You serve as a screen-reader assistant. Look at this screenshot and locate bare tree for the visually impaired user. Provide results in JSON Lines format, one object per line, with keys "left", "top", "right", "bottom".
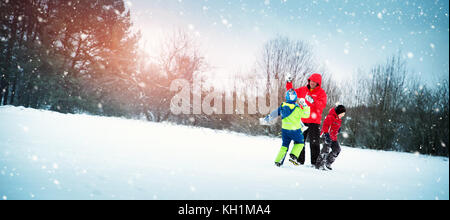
{"left": 258, "top": 36, "right": 316, "bottom": 93}
{"left": 138, "top": 28, "right": 208, "bottom": 122}
{"left": 159, "top": 28, "right": 207, "bottom": 84}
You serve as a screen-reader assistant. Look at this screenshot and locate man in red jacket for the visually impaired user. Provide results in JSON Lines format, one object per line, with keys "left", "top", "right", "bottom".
{"left": 316, "top": 105, "right": 346, "bottom": 170}
{"left": 286, "top": 73, "right": 327, "bottom": 166}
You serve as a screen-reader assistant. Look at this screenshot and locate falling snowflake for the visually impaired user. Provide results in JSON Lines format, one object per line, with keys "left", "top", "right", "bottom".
{"left": 342, "top": 132, "right": 349, "bottom": 139}
{"left": 222, "top": 18, "right": 228, "bottom": 25}
{"left": 80, "top": 34, "right": 88, "bottom": 41}
{"left": 377, "top": 12, "right": 383, "bottom": 19}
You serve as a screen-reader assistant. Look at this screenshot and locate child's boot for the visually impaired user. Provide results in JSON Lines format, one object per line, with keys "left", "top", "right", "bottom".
{"left": 289, "top": 154, "right": 300, "bottom": 166}
{"left": 274, "top": 146, "right": 288, "bottom": 167}
{"left": 288, "top": 143, "right": 304, "bottom": 166}
{"left": 315, "top": 153, "right": 328, "bottom": 169}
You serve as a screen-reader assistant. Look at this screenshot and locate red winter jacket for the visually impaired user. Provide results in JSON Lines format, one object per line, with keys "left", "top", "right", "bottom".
{"left": 320, "top": 108, "right": 342, "bottom": 141}
{"left": 286, "top": 73, "right": 327, "bottom": 124}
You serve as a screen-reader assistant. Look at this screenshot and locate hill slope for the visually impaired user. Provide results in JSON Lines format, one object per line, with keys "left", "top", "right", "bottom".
{"left": 0, "top": 106, "right": 448, "bottom": 200}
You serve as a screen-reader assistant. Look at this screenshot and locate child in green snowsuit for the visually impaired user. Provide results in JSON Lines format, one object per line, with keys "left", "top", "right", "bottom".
{"left": 260, "top": 89, "right": 311, "bottom": 167}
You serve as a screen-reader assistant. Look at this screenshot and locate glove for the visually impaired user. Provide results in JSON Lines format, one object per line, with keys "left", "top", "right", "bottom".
{"left": 305, "top": 95, "right": 314, "bottom": 104}
{"left": 298, "top": 98, "right": 308, "bottom": 108}
{"left": 323, "top": 133, "right": 332, "bottom": 145}
{"left": 259, "top": 116, "right": 270, "bottom": 126}
{"left": 300, "top": 121, "right": 308, "bottom": 133}
{"left": 286, "top": 73, "right": 293, "bottom": 82}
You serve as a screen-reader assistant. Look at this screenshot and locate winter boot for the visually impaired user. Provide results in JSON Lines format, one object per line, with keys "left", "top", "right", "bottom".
{"left": 274, "top": 146, "right": 288, "bottom": 166}
{"left": 289, "top": 154, "right": 300, "bottom": 166}
{"left": 317, "top": 164, "right": 328, "bottom": 171}
{"left": 289, "top": 143, "right": 304, "bottom": 166}
{"left": 325, "top": 151, "right": 338, "bottom": 170}
{"left": 315, "top": 153, "right": 328, "bottom": 169}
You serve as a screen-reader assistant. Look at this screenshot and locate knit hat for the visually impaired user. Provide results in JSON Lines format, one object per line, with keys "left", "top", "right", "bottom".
{"left": 335, "top": 105, "right": 346, "bottom": 115}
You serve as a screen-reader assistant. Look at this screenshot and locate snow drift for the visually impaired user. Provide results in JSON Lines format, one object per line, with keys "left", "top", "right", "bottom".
{"left": 0, "top": 106, "right": 448, "bottom": 200}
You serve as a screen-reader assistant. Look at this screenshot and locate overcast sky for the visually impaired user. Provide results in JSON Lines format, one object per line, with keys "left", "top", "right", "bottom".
{"left": 127, "top": 0, "right": 449, "bottom": 87}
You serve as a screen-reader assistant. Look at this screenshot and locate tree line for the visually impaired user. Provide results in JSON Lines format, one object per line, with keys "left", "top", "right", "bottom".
{"left": 341, "top": 54, "right": 449, "bottom": 156}
{"left": 1, "top": 0, "right": 448, "bottom": 156}
{"left": 1, "top": 0, "right": 140, "bottom": 115}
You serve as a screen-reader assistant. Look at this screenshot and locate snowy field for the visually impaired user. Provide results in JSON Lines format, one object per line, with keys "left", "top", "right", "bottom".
{"left": 0, "top": 106, "right": 448, "bottom": 200}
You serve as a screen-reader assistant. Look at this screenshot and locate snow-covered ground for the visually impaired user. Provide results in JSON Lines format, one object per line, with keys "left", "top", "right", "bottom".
{"left": 0, "top": 106, "right": 448, "bottom": 200}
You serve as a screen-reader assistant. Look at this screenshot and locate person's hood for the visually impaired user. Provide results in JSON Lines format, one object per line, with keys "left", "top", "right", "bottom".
{"left": 329, "top": 107, "right": 337, "bottom": 117}
{"left": 308, "top": 73, "right": 322, "bottom": 87}
{"left": 329, "top": 107, "right": 345, "bottom": 121}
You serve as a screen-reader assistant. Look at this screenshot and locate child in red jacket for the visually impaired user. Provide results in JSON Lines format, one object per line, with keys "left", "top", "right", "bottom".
{"left": 316, "top": 105, "right": 346, "bottom": 170}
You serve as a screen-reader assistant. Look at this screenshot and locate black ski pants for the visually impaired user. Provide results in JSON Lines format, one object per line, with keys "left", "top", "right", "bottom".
{"left": 298, "top": 123, "right": 321, "bottom": 165}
